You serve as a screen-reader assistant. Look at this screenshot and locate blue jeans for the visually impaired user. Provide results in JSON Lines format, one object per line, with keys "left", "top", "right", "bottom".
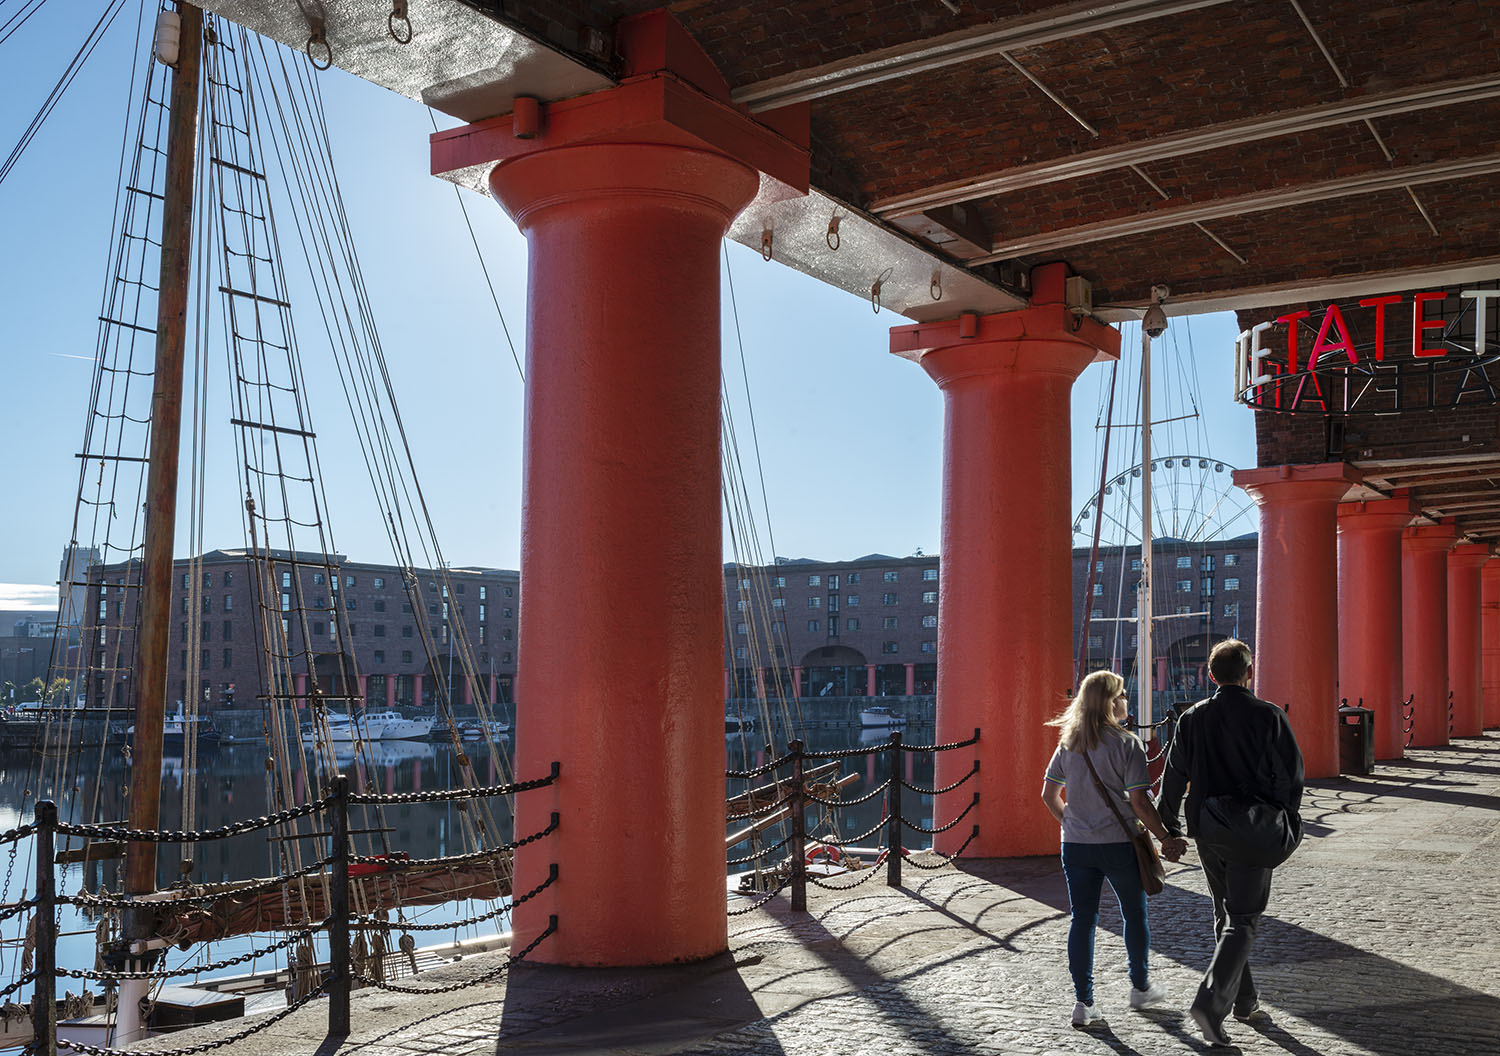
{"left": 1061, "top": 841, "right": 1151, "bottom": 1004}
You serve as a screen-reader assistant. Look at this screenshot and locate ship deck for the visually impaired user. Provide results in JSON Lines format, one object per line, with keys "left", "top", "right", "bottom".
{"left": 130, "top": 739, "right": 1500, "bottom": 1056}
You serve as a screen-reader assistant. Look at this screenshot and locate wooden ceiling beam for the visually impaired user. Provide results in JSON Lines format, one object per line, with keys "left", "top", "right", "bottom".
{"left": 731, "top": 0, "right": 1233, "bottom": 111}
{"left": 873, "top": 74, "right": 1500, "bottom": 218}
{"left": 971, "top": 152, "right": 1500, "bottom": 262}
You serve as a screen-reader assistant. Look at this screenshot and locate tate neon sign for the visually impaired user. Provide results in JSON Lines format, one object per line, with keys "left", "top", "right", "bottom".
{"left": 1234, "top": 287, "right": 1500, "bottom": 416}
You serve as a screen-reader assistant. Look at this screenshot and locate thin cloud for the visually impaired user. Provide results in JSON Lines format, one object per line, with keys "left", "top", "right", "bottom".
{"left": 0, "top": 584, "right": 56, "bottom": 610}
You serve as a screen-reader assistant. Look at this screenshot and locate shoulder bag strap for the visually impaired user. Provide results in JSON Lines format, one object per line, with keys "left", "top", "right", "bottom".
{"left": 1081, "top": 746, "right": 1143, "bottom": 841}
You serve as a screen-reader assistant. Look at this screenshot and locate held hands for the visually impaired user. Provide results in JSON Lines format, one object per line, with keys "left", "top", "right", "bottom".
{"left": 1159, "top": 835, "right": 1189, "bottom": 863}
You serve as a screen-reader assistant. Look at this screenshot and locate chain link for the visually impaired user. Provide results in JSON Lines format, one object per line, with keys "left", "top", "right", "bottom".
{"left": 812, "top": 814, "right": 888, "bottom": 849}
{"left": 351, "top": 916, "right": 556, "bottom": 994}
{"left": 349, "top": 815, "right": 556, "bottom": 871}
{"left": 801, "top": 743, "right": 886, "bottom": 760}
{"left": 726, "top": 751, "right": 796, "bottom": 779}
{"left": 56, "top": 797, "right": 326, "bottom": 844}
{"left": 896, "top": 729, "right": 980, "bottom": 753}
{"left": 354, "top": 865, "right": 557, "bottom": 933}
{"left": 807, "top": 779, "right": 889, "bottom": 808}
{"left": 900, "top": 792, "right": 978, "bottom": 835}
{"left": 65, "top": 857, "right": 331, "bottom": 908}
{"left": 726, "top": 832, "right": 792, "bottom": 867}
{"left": 726, "top": 876, "right": 790, "bottom": 916}
{"left": 899, "top": 763, "right": 978, "bottom": 797}
{"left": 0, "top": 973, "right": 35, "bottom": 1004}
{"left": 0, "top": 899, "right": 35, "bottom": 926}
{"left": 902, "top": 826, "right": 981, "bottom": 870}
{"left": 0, "top": 824, "right": 36, "bottom": 847}
{"left": 725, "top": 794, "right": 792, "bottom": 822}
{"left": 806, "top": 860, "right": 885, "bottom": 891}
{"left": 58, "top": 982, "right": 328, "bottom": 1056}
{"left": 58, "top": 929, "right": 315, "bottom": 982}
{"left": 348, "top": 767, "right": 558, "bottom": 806}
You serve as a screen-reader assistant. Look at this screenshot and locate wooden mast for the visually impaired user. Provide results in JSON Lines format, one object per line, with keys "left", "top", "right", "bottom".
{"left": 123, "top": 0, "right": 203, "bottom": 924}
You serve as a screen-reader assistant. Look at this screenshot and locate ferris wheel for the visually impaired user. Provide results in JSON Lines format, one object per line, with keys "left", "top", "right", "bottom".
{"left": 1072, "top": 453, "right": 1258, "bottom": 551}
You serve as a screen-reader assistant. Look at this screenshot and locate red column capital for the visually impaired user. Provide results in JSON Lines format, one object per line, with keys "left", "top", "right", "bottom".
{"left": 1404, "top": 522, "right": 1460, "bottom": 551}
{"left": 1449, "top": 542, "right": 1492, "bottom": 570}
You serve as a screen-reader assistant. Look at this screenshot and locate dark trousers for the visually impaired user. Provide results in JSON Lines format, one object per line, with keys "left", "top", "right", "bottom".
{"left": 1193, "top": 842, "right": 1273, "bottom": 1023}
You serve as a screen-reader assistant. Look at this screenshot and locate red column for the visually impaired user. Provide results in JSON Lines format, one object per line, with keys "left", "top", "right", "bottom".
{"left": 866, "top": 666, "right": 876, "bottom": 697}
{"left": 357, "top": 674, "right": 368, "bottom": 707}
{"left": 903, "top": 663, "right": 915, "bottom": 696}
{"left": 1448, "top": 544, "right": 1488, "bottom": 738}
{"left": 1233, "top": 464, "right": 1356, "bottom": 780}
{"left": 1337, "top": 498, "right": 1413, "bottom": 760}
{"left": 385, "top": 674, "right": 397, "bottom": 710}
{"left": 436, "top": 13, "right": 807, "bottom": 965}
{"left": 1404, "top": 524, "right": 1457, "bottom": 747}
{"left": 1484, "top": 559, "right": 1500, "bottom": 729}
{"left": 294, "top": 672, "right": 307, "bottom": 711}
{"left": 487, "top": 672, "right": 497, "bottom": 706}
{"left": 1154, "top": 656, "right": 1168, "bottom": 693}
{"left": 892, "top": 266, "right": 1119, "bottom": 857}
{"left": 412, "top": 673, "right": 424, "bottom": 709}
{"left": 753, "top": 666, "right": 766, "bottom": 700}
{"left": 463, "top": 674, "right": 474, "bottom": 711}
{"left": 792, "top": 666, "right": 804, "bottom": 699}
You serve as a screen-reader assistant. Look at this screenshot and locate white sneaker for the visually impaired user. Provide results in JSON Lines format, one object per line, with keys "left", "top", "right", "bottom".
{"left": 1071, "top": 1001, "right": 1103, "bottom": 1027}
{"left": 1129, "top": 983, "right": 1170, "bottom": 1009}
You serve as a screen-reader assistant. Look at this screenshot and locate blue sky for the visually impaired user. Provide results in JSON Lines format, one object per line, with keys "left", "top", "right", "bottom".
{"left": 0, "top": 3, "right": 1257, "bottom": 609}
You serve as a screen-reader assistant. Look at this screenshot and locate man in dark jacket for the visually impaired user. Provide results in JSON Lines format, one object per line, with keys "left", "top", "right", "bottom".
{"left": 1157, "top": 638, "right": 1304, "bottom": 1046}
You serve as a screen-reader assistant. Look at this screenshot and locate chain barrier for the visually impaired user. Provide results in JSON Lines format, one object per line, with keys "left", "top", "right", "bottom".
{"left": 348, "top": 764, "right": 559, "bottom": 806}
{"left": 900, "top": 792, "right": 979, "bottom": 835}
{"left": 0, "top": 825, "right": 36, "bottom": 847}
{"left": 805, "top": 860, "right": 885, "bottom": 891}
{"left": 0, "top": 900, "right": 35, "bottom": 926}
{"left": 55, "top": 797, "right": 326, "bottom": 843}
{"left": 353, "top": 865, "right": 558, "bottom": 933}
{"left": 727, "top": 876, "right": 790, "bottom": 916}
{"left": 726, "top": 794, "right": 792, "bottom": 822}
{"left": 801, "top": 742, "right": 887, "bottom": 760}
{"left": 806, "top": 779, "right": 889, "bottom": 808}
{"left": 899, "top": 763, "right": 978, "bottom": 797}
{"left": 902, "top": 825, "right": 981, "bottom": 870}
{"left": 58, "top": 981, "right": 329, "bottom": 1056}
{"left": 0, "top": 972, "right": 35, "bottom": 1005}
{"left": 726, "top": 832, "right": 792, "bottom": 867}
{"left": 58, "top": 929, "right": 316, "bottom": 983}
{"left": 348, "top": 813, "right": 558, "bottom": 871}
{"left": 812, "top": 815, "right": 888, "bottom": 849}
{"left": 64, "top": 857, "right": 332, "bottom": 908}
{"left": 726, "top": 751, "right": 797, "bottom": 779}
{"left": 1403, "top": 693, "right": 1416, "bottom": 748}
{"left": 894, "top": 728, "right": 981, "bottom": 753}
{"left": 351, "top": 915, "right": 557, "bottom": 994}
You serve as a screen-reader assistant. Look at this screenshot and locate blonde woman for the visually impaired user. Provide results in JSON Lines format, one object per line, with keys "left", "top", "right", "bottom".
{"left": 1042, "top": 670, "right": 1187, "bottom": 1027}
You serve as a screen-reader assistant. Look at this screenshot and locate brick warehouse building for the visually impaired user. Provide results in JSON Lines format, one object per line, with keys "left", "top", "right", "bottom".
{"left": 77, "top": 550, "right": 518, "bottom": 715}
{"left": 726, "top": 538, "right": 1258, "bottom": 702}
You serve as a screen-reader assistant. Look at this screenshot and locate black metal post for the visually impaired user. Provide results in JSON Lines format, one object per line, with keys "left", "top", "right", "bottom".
{"left": 787, "top": 740, "right": 806, "bottom": 912}
{"left": 886, "top": 731, "right": 902, "bottom": 889}
{"left": 328, "top": 776, "right": 350, "bottom": 1036}
{"left": 33, "top": 802, "right": 56, "bottom": 1056}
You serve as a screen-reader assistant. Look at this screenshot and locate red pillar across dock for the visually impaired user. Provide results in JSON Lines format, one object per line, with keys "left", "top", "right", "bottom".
{"left": 385, "top": 674, "right": 397, "bottom": 710}
{"left": 892, "top": 264, "right": 1119, "bottom": 857}
{"left": 1403, "top": 523, "right": 1457, "bottom": 747}
{"left": 1484, "top": 559, "right": 1500, "bottom": 729}
{"left": 1234, "top": 464, "right": 1356, "bottom": 780}
{"left": 412, "top": 673, "right": 424, "bottom": 709}
{"left": 1337, "top": 497, "right": 1413, "bottom": 760}
{"left": 434, "top": 11, "right": 808, "bottom": 964}
{"left": 866, "top": 666, "right": 876, "bottom": 697}
{"left": 903, "top": 663, "right": 915, "bottom": 697}
{"left": 1448, "top": 544, "right": 1489, "bottom": 738}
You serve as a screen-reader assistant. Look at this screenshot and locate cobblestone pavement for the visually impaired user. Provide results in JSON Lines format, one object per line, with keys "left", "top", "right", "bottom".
{"left": 135, "top": 739, "right": 1500, "bottom": 1056}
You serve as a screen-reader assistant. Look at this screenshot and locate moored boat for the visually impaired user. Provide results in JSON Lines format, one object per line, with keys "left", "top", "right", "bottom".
{"left": 859, "top": 706, "right": 906, "bottom": 728}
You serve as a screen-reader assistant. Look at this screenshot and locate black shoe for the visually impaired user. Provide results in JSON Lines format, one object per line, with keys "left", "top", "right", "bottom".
{"left": 1191, "top": 1005, "right": 1233, "bottom": 1046}
{"left": 1233, "top": 998, "right": 1267, "bottom": 1022}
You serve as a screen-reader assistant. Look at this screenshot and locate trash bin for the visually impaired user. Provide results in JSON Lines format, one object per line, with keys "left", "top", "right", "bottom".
{"left": 1338, "top": 705, "right": 1375, "bottom": 775}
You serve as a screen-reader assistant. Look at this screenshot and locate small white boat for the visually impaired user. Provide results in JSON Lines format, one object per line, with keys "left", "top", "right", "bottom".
{"left": 364, "top": 710, "right": 435, "bottom": 741}
{"left": 300, "top": 710, "right": 381, "bottom": 745}
{"left": 725, "top": 713, "right": 756, "bottom": 732}
{"left": 859, "top": 706, "right": 907, "bottom": 728}
{"left": 460, "top": 720, "right": 510, "bottom": 741}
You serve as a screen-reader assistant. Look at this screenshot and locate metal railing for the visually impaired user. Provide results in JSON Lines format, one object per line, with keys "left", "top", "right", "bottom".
{"left": 725, "top": 729, "right": 981, "bottom": 913}
{"left": 3, "top": 764, "right": 560, "bottom": 1055}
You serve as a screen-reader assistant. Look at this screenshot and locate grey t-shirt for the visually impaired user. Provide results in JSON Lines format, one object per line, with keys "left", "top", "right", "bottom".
{"left": 1045, "top": 727, "right": 1151, "bottom": 844}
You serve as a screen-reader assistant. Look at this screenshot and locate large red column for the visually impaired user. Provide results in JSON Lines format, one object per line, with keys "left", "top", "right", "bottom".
{"left": 1483, "top": 559, "right": 1500, "bottom": 729}
{"left": 1447, "top": 544, "right": 1488, "bottom": 738}
{"left": 1233, "top": 465, "right": 1356, "bottom": 779}
{"left": 1403, "top": 524, "right": 1457, "bottom": 747}
{"left": 892, "top": 266, "right": 1119, "bottom": 857}
{"left": 434, "top": 13, "right": 806, "bottom": 965}
{"left": 1337, "top": 497, "right": 1413, "bottom": 760}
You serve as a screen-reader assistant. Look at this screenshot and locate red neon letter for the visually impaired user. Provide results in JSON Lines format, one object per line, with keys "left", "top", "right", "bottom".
{"left": 1412, "top": 291, "right": 1447, "bottom": 357}
{"left": 1359, "top": 295, "right": 1401, "bottom": 361}
{"left": 1310, "top": 303, "right": 1358, "bottom": 368}
{"left": 1275, "top": 310, "right": 1312, "bottom": 372}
